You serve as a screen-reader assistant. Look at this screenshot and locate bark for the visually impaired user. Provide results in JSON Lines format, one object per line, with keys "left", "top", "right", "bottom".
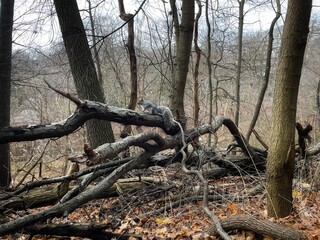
{"left": 54, "top": 0, "right": 115, "bottom": 148}
{"left": 170, "top": 0, "right": 194, "bottom": 128}
{"left": 205, "top": 0, "right": 213, "bottom": 145}
{"left": 266, "top": 0, "right": 312, "bottom": 218}
{"left": 246, "top": 0, "right": 281, "bottom": 141}
{"left": 205, "top": 214, "right": 307, "bottom": 240}
{"left": 169, "top": 0, "right": 180, "bottom": 44}
{"left": 0, "top": 0, "right": 14, "bottom": 187}
{"left": 24, "top": 223, "right": 141, "bottom": 240}
{"left": 0, "top": 177, "right": 155, "bottom": 212}
{"left": 118, "top": 0, "right": 138, "bottom": 135}
{"left": 0, "top": 101, "right": 182, "bottom": 144}
{"left": 0, "top": 151, "right": 155, "bottom": 236}
{"left": 87, "top": 0, "right": 103, "bottom": 86}
{"left": 234, "top": 0, "right": 244, "bottom": 127}
{"left": 0, "top": 94, "right": 256, "bottom": 163}
{"left": 0, "top": 163, "right": 79, "bottom": 211}
{"left": 193, "top": 0, "right": 201, "bottom": 128}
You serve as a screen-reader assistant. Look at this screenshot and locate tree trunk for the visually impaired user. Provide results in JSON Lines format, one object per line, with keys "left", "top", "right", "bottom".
{"left": 246, "top": 0, "right": 281, "bottom": 141}
{"left": 170, "top": 0, "right": 194, "bottom": 128}
{"left": 54, "top": 0, "right": 115, "bottom": 148}
{"left": 266, "top": 0, "right": 312, "bottom": 218}
{"left": 118, "top": 0, "right": 138, "bottom": 135}
{"left": 234, "top": 0, "right": 244, "bottom": 127}
{"left": 206, "top": 214, "right": 307, "bottom": 240}
{"left": 0, "top": 0, "right": 14, "bottom": 187}
{"left": 87, "top": 0, "right": 103, "bottom": 86}
{"left": 205, "top": 0, "right": 213, "bottom": 145}
{"left": 193, "top": 0, "right": 202, "bottom": 128}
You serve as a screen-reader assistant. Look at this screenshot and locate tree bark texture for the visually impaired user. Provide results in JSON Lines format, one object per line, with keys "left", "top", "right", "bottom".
{"left": 24, "top": 223, "right": 140, "bottom": 240}
{"left": 87, "top": 0, "right": 103, "bottom": 86}
{"left": 234, "top": 0, "right": 244, "bottom": 127}
{"left": 118, "top": 0, "right": 138, "bottom": 135}
{"left": 0, "top": 0, "right": 14, "bottom": 187}
{"left": 193, "top": 0, "right": 201, "bottom": 128}
{"left": 266, "top": 0, "right": 312, "bottom": 218}
{"left": 206, "top": 214, "right": 307, "bottom": 240}
{"left": 54, "top": 0, "right": 115, "bottom": 148}
{"left": 170, "top": 0, "right": 194, "bottom": 128}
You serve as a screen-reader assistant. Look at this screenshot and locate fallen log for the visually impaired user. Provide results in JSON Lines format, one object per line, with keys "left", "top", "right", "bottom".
{"left": 0, "top": 163, "right": 79, "bottom": 211}
{"left": 0, "top": 177, "right": 160, "bottom": 212}
{"left": 23, "top": 223, "right": 141, "bottom": 240}
{"left": 204, "top": 214, "right": 307, "bottom": 240}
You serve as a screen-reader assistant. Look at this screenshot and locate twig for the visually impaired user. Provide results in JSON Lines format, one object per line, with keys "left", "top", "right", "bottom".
{"left": 44, "top": 80, "right": 83, "bottom": 107}
{"left": 178, "top": 118, "right": 231, "bottom": 240}
{"left": 15, "top": 140, "right": 51, "bottom": 188}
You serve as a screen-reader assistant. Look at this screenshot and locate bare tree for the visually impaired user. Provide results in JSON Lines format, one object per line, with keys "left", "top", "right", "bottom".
{"left": 266, "top": 0, "right": 312, "bottom": 218}
{"left": 118, "top": 0, "right": 138, "bottom": 135}
{"left": 0, "top": 0, "right": 14, "bottom": 187}
{"left": 246, "top": 0, "right": 281, "bottom": 141}
{"left": 54, "top": 0, "right": 115, "bottom": 148}
{"left": 86, "top": 0, "right": 103, "bottom": 86}
{"left": 193, "top": 0, "right": 202, "bottom": 128}
{"left": 234, "top": 0, "right": 245, "bottom": 127}
{"left": 169, "top": 0, "right": 195, "bottom": 128}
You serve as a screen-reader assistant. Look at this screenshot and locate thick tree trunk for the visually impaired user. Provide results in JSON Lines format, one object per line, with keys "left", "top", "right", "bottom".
{"left": 54, "top": 0, "right": 115, "bottom": 148}
{"left": 266, "top": 0, "right": 312, "bottom": 218}
{"left": 0, "top": 0, "right": 14, "bottom": 187}
{"left": 170, "top": 0, "right": 194, "bottom": 128}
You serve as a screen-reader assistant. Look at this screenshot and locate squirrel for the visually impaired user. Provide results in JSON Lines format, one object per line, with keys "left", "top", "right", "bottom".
{"left": 137, "top": 98, "right": 185, "bottom": 141}
{"left": 138, "top": 98, "right": 187, "bottom": 159}
{"left": 137, "top": 99, "right": 175, "bottom": 131}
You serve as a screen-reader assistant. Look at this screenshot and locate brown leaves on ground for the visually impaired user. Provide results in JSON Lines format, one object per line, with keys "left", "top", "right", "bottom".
{"left": 2, "top": 176, "right": 320, "bottom": 240}
{"left": 61, "top": 177, "right": 320, "bottom": 240}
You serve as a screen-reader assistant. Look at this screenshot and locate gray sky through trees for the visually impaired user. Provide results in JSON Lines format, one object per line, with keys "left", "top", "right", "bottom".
{"left": 12, "top": 0, "right": 320, "bottom": 51}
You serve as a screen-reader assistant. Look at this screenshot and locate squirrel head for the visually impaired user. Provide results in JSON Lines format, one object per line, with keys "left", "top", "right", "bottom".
{"left": 137, "top": 98, "right": 144, "bottom": 105}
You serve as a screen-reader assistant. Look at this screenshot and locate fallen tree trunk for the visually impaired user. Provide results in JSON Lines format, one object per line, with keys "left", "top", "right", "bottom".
{"left": 0, "top": 177, "right": 159, "bottom": 212}
{"left": 0, "top": 163, "right": 79, "bottom": 211}
{"left": 0, "top": 101, "right": 180, "bottom": 144}
{"left": 0, "top": 150, "right": 156, "bottom": 236}
{"left": 24, "top": 223, "right": 141, "bottom": 240}
{"left": 0, "top": 92, "right": 280, "bottom": 238}
{"left": 204, "top": 214, "right": 307, "bottom": 240}
{"left": 0, "top": 99, "right": 262, "bottom": 161}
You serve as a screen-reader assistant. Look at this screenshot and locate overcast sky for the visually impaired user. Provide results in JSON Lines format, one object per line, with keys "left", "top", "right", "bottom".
{"left": 12, "top": 0, "right": 320, "bottom": 50}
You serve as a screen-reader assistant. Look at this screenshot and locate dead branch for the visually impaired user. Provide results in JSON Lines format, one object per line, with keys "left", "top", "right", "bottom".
{"left": 0, "top": 101, "right": 181, "bottom": 144}
{"left": 0, "top": 99, "right": 260, "bottom": 162}
{"left": 180, "top": 126, "right": 230, "bottom": 240}
{"left": 24, "top": 223, "right": 141, "bottom": 239}
{"left": 0, "top": 151, "right": 154, "bottom": 236}
{"left": 204, "top": 214, "right": 307, "bottom": 240}
{"left": 296, "top": 122, "right": 312, "bottom": 158}
{"left": 0, "top": 163, "right": 79, "bottom": 211}
{"left": 44, "top": 80, "right": 83, "bottom": 107}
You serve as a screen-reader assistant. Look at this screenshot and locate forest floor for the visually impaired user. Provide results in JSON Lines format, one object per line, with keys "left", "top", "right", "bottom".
{"left": 4, "top": 139, "right": 320, "bottom": 239}
{"left": 5, "top": 175, "right": 318, "bottom": 240}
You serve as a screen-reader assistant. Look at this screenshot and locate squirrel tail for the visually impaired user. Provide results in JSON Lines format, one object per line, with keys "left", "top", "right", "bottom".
{"left": 161, "top": 107, "right": 174, "bottom": 131}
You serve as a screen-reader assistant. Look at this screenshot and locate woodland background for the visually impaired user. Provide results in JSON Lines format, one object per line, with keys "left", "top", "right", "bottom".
{"left": 0, "top": 0, "right": 320, "bottom": 239}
